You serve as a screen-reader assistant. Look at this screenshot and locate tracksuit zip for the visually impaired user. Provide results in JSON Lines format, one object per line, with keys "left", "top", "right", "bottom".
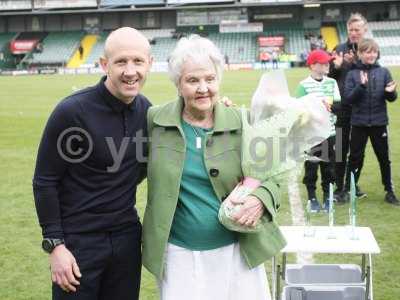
{"left": 367, "top": 69, "right": 372, "bottom": 127}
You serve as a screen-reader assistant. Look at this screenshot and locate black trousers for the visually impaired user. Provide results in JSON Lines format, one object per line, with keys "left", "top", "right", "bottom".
{"left": 303, "top": 136, "right": 336, "bottom": 198}
{"left": 272, "top": 59, "right": 278, "bottom": 69}
{"left": 335, "top": 124, "right": 365, "bottom": 191}
{"left": 348, "top": 125, "right": 393, "bottom": 192}
{"left": 53, "top": 223, "right": 142, "bottom": 300}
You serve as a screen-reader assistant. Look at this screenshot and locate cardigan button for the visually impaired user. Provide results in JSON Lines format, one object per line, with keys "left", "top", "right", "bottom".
{"left": 210, "top": 168, "right": 219, "bottom": 177}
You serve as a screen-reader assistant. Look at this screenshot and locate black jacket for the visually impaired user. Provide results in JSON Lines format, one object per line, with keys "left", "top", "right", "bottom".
{"left": 344, "top": 61, "right": 397, "bottom": 127}
{"left": 328, "top": 40, "right": 359, "bottom": 124}
{"left": 33, "top": 77, "right": 151, "bottom": 238}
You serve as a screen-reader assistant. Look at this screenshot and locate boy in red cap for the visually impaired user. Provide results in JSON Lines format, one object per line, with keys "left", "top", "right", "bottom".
{"left": 295, "top": 49, "right": 341, "bottom": 212}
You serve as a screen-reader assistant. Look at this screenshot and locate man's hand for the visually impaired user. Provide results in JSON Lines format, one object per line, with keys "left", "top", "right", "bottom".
{"left": 385, "top": 81, "right": 397, "bottom": 93}
{"left": 332, "top": 51, "right": 344, "bottom": 69}
{"left": 360, "top": 71, "right": 368, "bottom": 85}
{"left": 50, "top": 245, "right": 82, "bottom": 293}
{"left": 344, "top": 50, "right": 356, "bottom": 64}
{"left": 230, "top": 196, "right": 265, "bottom": 227}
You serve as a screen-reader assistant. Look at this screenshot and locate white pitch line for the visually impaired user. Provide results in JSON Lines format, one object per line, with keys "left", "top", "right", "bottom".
{"left": 287, "top": 168, "right": 314, "bottom": 264}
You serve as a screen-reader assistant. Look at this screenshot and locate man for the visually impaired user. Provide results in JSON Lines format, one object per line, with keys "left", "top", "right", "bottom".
{"left": 260, "top": 51, "right": 269, "bottom": 70}
{"left": 271, "top": 49, "right": 279, "bottom": 69}
{"left": 224, "top": 53, "right": 230, "bottom": 70}
{"left": 33, "top": 27, "right": 153, "bottom": 300}
{"left": 328, "top": 13, "right": 368, "bottom": 203}
{"left": 78, "top": 44, "right": 84, "bottom": 60}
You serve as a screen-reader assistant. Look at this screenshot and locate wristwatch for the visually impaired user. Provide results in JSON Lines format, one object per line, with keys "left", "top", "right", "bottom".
{"left": 42, "top": 238, "right": 65, "bottom": 253}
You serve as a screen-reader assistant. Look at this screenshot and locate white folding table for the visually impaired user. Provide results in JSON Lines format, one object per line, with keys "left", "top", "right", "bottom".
{"left": 272, "top": 226, "right": 381, "bottom": 300}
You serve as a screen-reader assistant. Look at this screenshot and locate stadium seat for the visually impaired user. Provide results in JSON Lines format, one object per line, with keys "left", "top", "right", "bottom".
{"left": 83, "top": 31, "right": 110, "bottom": 66}
{"left": 0, "top": 33, "right": 14, "bottom": 50}
{"left": 0, "top": 33, "right": 16, "bottom": 69}
{"left": 151, "top": 37, "right": 178, "bottom": 63}
{"left": 336, "top": 22, "right": 347, "bottom": 43}
{"left": 369, "top": 20, "right": 400, "bottom": 65}
{"left": 263, "top": 25, "right": 319, "bottom": 61}
{"left": 207, "top": 32, "right": 258, "bottom": 63}
{"left": 16, "top": 20, "right": 399, "bottom": 68}
{"left": 28, "top": 31, "right": 84, "bottom": 66}
{"left": 83, "top": 29, "right": 175, "bottom": 67}
{"left": 141, "top": 28, "right": 174, "bottom": 40}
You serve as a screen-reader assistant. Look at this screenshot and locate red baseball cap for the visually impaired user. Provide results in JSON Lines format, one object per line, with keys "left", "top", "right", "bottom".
{"left": 306, "top": 50, "right": 333, "bottom": 65}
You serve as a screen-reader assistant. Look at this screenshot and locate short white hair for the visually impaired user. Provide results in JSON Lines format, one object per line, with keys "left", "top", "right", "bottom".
{"left": 347, "top": 13, "right": 368, "bottom": 27}
{"left": 168, "top": 34, "right": 224, "bottom": 87}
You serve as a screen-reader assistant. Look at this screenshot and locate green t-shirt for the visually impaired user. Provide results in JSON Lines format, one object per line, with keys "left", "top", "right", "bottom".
{"left": 295, "top": 75, "right": 341, "bottom": 136}
{"left": 168, "top": 120, "right": 237, "bottom": 250}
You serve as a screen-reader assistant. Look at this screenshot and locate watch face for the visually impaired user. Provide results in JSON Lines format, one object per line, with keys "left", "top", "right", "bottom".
{"left": 42, "top": 239, "right": 53, "bottom": 253}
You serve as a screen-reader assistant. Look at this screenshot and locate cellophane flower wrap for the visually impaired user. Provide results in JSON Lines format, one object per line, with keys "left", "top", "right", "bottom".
{"left": 219, "top": 70, "right": 332, "bottom": 232}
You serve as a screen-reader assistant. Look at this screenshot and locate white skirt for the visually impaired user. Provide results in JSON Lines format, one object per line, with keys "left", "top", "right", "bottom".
{"left": 158, "top": 242, "right": 271, "bottom": 300}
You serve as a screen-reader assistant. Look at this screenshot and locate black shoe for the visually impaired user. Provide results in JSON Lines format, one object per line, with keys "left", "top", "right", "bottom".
{"left": 356, "top": 186, "right": 367, "bottom": 199}
{"left": 309, "top": 198, "right": 321, "bottom": 213}
{"left": 335, "top": 190, "right": 349, "bottom": 205}
{"left": 385, "top": 192, "right": 400, "bottom": 206}
{"left": 322, "top": 193, "right": 330, "bottom": 213}
{"left": 333, "top": 189, "right": 342, "bottom": 201}
{"left": 322, "top": 199, "right": 330, "bottom": 213}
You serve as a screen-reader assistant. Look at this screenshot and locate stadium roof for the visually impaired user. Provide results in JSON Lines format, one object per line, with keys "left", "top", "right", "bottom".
{"left": 0, "top": 0, "right": 398, "bottom": 15}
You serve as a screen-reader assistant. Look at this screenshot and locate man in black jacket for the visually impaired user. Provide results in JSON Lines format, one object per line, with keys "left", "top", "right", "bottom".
{"left": 33, "top": 27, "right": 153, "bottom": 299}
{"left": 344, "top": 38, "right": 398, "bottom": 205}
{"left": 329, "top": 13, "right": 368, "bottom": 202}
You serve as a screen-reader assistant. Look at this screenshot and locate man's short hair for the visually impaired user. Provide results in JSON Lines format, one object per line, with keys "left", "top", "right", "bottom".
{"left": 347, "top": 13, "right": 367, "bottom": 27}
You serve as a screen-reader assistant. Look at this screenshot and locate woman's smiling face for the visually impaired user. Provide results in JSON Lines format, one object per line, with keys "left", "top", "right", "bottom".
{"left": 178, "top": 58, "right": 220, "bottom": 114}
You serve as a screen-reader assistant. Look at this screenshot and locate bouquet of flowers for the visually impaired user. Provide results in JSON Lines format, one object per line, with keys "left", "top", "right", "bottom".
{"left": 219, "top": 71, "right": 332, "bottom": 232}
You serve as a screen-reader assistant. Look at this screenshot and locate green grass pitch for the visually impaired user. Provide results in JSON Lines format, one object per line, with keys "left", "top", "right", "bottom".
{"left": 0, "top": 67, "right": 399, "bottom": 299}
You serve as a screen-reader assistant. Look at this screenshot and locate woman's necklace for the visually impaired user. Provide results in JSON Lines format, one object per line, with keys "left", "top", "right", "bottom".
{"left": 183, "top": 109, "right": 213, "bottom": 150}
{"left": 189, "top": 124, "right": 202, "bottom": 149}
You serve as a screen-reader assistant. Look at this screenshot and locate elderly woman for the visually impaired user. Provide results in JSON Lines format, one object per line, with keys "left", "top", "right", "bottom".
{"left": 142, "top": 35, "right": 286, "bottom": 300}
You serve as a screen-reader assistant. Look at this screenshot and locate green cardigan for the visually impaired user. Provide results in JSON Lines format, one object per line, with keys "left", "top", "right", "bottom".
{"left": 142, "top": 99, "right": 286, "bottom": 279}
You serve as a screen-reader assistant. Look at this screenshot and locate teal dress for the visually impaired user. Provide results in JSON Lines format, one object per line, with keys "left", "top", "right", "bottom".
{"left": 168, "top": 120, "right": 237, "bottom": 250}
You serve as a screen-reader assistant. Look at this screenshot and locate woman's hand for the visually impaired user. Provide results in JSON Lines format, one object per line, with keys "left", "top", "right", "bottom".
{"left": 220, "top": 96, "right": 235, "bottom": 107}
{"left": 230, "top": 196, "right": 265, "bottom": 227}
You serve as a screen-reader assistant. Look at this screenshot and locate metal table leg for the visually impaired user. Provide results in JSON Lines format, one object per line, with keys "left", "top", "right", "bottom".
{"left": 369, "top": 254, "right": 374, "bottom": 300}
{"left": 272, "top": 255, "right": 282, "bottom": 300}
{"left": 277, "top": 264, "right": 281, "bottom": 300}
{"left": 365, "top": 266, "right": 371, "bottom": 300}
{"left": 282, "top": 254, "right": 287, "bottom": 281}
{"left": 272, "top": 256, "right": 277, "bottom": 300}
{"left": 361, "top": 254, "right": 366, "bottom": 281}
